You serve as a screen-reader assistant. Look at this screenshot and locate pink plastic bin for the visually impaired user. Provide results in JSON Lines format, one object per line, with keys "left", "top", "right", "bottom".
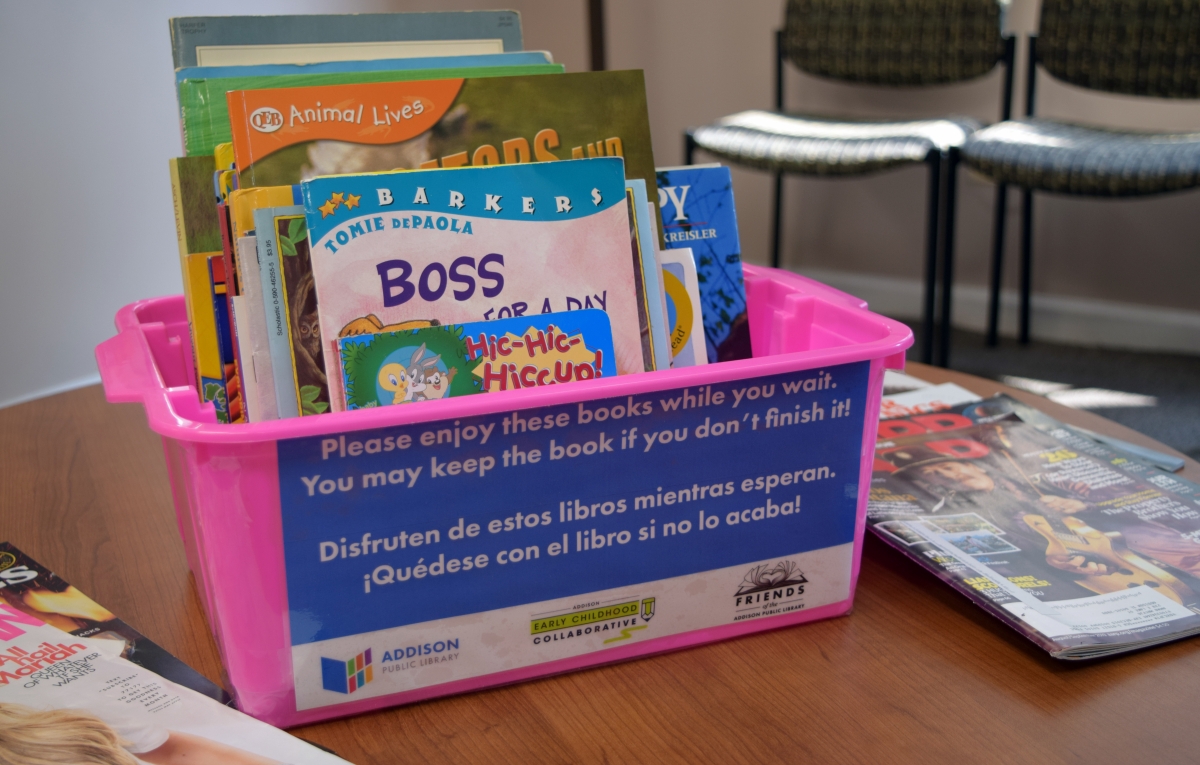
{"left": 95, "top": 265, "right": 911, "bottom": 727}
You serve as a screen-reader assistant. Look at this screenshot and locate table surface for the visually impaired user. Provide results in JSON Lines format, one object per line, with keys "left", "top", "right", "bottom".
{"left": 2, "top": 362, "right": 1198, "bottom": 764}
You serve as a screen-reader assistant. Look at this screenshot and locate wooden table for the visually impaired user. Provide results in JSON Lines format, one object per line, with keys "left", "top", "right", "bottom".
{"left": 2, "top": 362, "right": 1198, "bottom": 763}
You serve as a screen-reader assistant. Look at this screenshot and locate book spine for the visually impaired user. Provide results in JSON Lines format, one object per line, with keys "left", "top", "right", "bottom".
{"left": 169, "top": 159, "right": 203, "bottom": 395}
{"left": 255, "top": 210, "right": 301, "bottom": 418}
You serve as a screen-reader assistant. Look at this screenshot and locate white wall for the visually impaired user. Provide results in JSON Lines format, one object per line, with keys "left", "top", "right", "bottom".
{"left": 2, "top": 0, "right": 1197, "bottom": 408}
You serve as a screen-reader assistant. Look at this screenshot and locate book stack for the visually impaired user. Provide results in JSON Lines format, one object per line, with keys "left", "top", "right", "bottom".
{"left": 167, "top": 11, "right": 753, "bottom": 424}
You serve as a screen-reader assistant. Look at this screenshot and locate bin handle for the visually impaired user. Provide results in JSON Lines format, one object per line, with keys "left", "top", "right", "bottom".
{"left": 95, "top": 329, "right": 156, "bottom": 404}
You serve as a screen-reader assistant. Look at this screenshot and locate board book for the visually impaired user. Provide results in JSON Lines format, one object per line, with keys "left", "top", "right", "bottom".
{"left": 170, "top": 11, "right": 524, "bottom": 69}
{"left": 338, "top": 310, "right": 616, "bottom": 409}
{"left": 180, "top": 62, "right": 564, "bottom": 158}
{"left": 226, "top": 70, "right": 657, "bottom": 199}
{"left": 656, "top": 165, "right": 751, "bottom": 363}
{"left": 300, "top": 157, "right": 642, "bottom": 412}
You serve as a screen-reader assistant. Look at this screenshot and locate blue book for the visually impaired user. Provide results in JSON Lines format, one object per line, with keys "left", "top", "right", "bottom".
{"left": 655, "top": 165, "right": 753, "bottom": 363}
{"left": 338, "top": 310, "right": 616, "bottom": 409}
{"left": 170, "top": 11, "right": 524, "bottom": 69}
{"left": 174, "top": 51, "right": 552, "bottom": 84}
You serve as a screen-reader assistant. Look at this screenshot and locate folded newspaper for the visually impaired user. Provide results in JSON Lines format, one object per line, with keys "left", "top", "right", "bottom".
{"left": 870, "top": 388, "right": 1200, "bottom": 659}
{"left": 0, "top": 605, "right": 349, "bottom": 763}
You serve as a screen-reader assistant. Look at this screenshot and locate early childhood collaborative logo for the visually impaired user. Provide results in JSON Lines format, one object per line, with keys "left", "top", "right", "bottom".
{"left": 321, "top": 648, "right": 373, "bottom": 694}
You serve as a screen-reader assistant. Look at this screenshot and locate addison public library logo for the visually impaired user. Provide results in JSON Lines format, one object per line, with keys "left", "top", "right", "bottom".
{"left": 322, "top": 648, "right": 373, "bottom": 694}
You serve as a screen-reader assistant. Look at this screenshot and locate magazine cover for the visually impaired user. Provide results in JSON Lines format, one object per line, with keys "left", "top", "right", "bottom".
{"left": 226, "top": 70, "right": 657, "bottom": 198}
{"left": 869, "top": 395, "right": 1200, "bottom": 658}
{"left": 655, "top": 165, "right": 751, "bottom": 363}
{"left": 0, "top": 605, "right": 348, "bottom": 762}
{"left": 302, "top": 157, "right": 642, "bottom": 411}
{"left": 338, "top": 309, "right": 616, "bottom": 408}
{"left": 0, "top": 542, "right": 232, "bottom": 706}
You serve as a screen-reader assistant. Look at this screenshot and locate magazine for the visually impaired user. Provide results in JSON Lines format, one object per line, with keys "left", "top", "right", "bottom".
{"left": 0, "top": 543, "right": 232, "bottom": 706}
{"left": 869, "top": 395, "right": 1200, "bottom": 659}
{"left": 0, "top": 604, "right": 348, "bottom": 763}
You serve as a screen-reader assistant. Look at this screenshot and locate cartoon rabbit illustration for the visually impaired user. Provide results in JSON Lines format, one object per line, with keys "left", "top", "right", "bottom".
{"left": 376, "top": 344, "right": 446, "bottom": 404}
{"left": 406, "top": 344, "right": 443, "bottom": 402}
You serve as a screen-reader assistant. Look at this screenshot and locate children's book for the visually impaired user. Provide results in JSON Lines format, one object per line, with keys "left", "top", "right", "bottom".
{"left": 659, "top": 247, "right": 708, "bottom": 368}
{"left": 208, "top": 252, "right": 238, "bottom": 424}
{"left": 168, "top": 156, "right": 225, "bottom": 412}
{"left": 625, "top": 179, "right": 670, "bottom": 371}
{"left": 233, "top": 234, "right": 278, "bottom": 421}
{"left": 180, "top": 62, "right": 563, "bottom": 158}
{"left": 0, "top": 542, "right": 232, "bottom": 706}
{"left": 174, "top": 51, "right": 552, "bottom": 84}
{"left": 254, "top": 205, "right": 330, "bottom": 417}
{"left": 655, "top": 165, "right": 752, "bottom": 363}
{"left": 170, "top": 11, "right": 524, "bottom": 69}
{"left": 338, "top": 310, "right": 616, "bottom": 409}
{"left": 301, "top": 157, "right": 642, "bottom": 412}
{"left": 0, "top": 606, "right": 350, "bottom": 761}
{"left": 226, "top": 70, "right": 657, "bottom": 199}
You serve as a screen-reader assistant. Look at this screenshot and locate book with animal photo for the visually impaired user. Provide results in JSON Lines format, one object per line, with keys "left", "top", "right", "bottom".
{"left": 225, "top": 70, "right": 658, "bottom": 201}
{"left": 301, "top": 157, "right": 641, "bottom": 412}
{"left": 869, "top": 395, "right": 1200, "bottom": 659}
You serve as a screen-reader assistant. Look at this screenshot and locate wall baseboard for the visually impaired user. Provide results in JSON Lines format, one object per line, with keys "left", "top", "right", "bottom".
{"left": 0, "top": 373, "right": 101, "bottom": 411}
{"left": 794, "top": 268, "right": 1200, "bottom": 356}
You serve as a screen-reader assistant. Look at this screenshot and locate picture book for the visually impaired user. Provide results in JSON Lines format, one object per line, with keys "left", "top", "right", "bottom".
{"left": 170, "top": 10, "right": 524, "bottom": 68}
{"left": 870, "top": 395, "right": 1200, "bottom": 659}
{"left": 168, "top": 156, "right": 225, "bottom": 411}
{"left": 174, "top": 50, "right": 553, "bottom": 84}
{"left": 659, "top": 247, "right": 708, "bottom": 368}
{"left": 233, "top": 234, "right": 279, "bottom": 421}
{"left": 625, "top": 179, "right": 670, "bottom": 371}
{"left": 254, "top": 205, "right": 330, "bottom": 417}
{"left": 656, "top": 165, "right": 752, "bottom": 363}
{"left": 338, "top": 310, "right": 616, "bottom": 409}
{"left": 0, "top": 542, "right": 232, "bottom": 706}
{"left": 180, "top": 62, "right": 563, "bottom": 158}
{"left": 0, "top": 607, "right": 350, "bottom": 762}
{"left": 301, "top": 157, "right": 642, "bottom": 412}
{"left": 208, "top": 252, "right": 238, "bottom": 424}
{"left": 226, "top": 70, "right": 657, "bottom": 198}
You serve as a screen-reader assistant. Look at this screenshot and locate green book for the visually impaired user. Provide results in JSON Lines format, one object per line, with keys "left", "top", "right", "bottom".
{"left": 179, "top": 63, "right": 564, "bottom": 157}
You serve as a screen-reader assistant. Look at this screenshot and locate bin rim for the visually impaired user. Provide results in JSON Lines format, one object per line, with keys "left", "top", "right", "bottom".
{"left": 96, "top": 265, "right": 913, "bottom": 445}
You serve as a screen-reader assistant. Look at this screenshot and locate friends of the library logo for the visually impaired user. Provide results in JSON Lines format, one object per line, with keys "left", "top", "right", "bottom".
{"left": 321, "top": 648, "right": 373, "bottom": 694}
{"left": 734, "top": 560, "right": 807, "bottom": 608}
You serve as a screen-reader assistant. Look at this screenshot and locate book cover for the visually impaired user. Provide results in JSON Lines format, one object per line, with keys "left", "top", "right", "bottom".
{"left": 625, "top": 179, "right": 670, "bottom": 371}
{"left": 215, "top": 203, "right": 243, "bottom": 423}
{"left": 301, "top": 157, "right": 641, "bottom": 412}
{"left": 168, "top": 157, "right": 225, "bottom": 412}
{"left": 233, "top": 234, "right": 279, "bottom": 421}
{"left": 659, "top": 247, "right": 708, "bottom": 368}
{"left": 0, "top": 542, "right": 232, "bottom": 706}
{"left": 870, "top": 395, "right": 1200, "bottom": 659}
{"left": 338, "top": 310, "right": 616, "bottom": 408}
{"left": 170, "top": 10, "right": 524, "bottom": 68}
{"left": 0, "top": 606, "right": 349, "bottom": 761}
{"left": 174, "top": 50, "right": 552, "bottom": 84}
{"left": 254, "top": 206, "right": 330, "bottom": 417}
{"left": 656, "top": 165, "right": 752, "bottom": 363}
{"left": 180, "top": 62, "right": 563, "bottom": 158}
{"left": 226, "top": 70, "right": 657, "bottom": 200}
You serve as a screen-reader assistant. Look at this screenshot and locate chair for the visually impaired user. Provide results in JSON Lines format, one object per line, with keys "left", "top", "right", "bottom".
{"left": 962, "top": 0, "right": 1200, "bottom": 347}
{"left": 685, "top": 0, "right": 1015, "bottom": 366}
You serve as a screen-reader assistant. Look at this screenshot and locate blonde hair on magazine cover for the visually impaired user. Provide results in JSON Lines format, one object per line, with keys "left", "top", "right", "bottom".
{"left": 0, "top": 703, "right": 138, "bottom": 765}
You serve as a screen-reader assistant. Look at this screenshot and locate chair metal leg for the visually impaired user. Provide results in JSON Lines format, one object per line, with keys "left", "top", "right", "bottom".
{"left": 920, "top": 151, "right": 942, "bottom": 365}
{"left": 1019, "top": 189, "right": 1033, "bottom": 344}
{"left": 986, "top": 183, "right": 1008, "bottom": 347}
{"left": 771, "top": 172, "right": 783, "bottom": 269}
{"left": 938, "top": 148, "right": 959, "bottom": 368}
{"left": 684, "top": 130, "right": 696, "bottom": 166}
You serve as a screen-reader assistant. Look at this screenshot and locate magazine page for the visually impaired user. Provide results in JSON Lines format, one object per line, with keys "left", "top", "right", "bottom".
{"left": 0, "top": 605, "right": 349, "bottom": 763}
{"left": 869, "top": 397, "right": 1200, "bottom": 658}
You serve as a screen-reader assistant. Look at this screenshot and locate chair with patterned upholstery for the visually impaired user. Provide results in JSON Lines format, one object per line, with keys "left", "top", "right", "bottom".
{"left": 686, "top": 0, "right": 1014, "bottom": 366}
{"left": 962, "top": 0, "right": 1200, "bottom": 347}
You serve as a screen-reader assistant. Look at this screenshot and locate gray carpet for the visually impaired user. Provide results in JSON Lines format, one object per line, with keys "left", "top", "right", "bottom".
{"left": 902, "top": 327, "right": 1200, "bottom": 461}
